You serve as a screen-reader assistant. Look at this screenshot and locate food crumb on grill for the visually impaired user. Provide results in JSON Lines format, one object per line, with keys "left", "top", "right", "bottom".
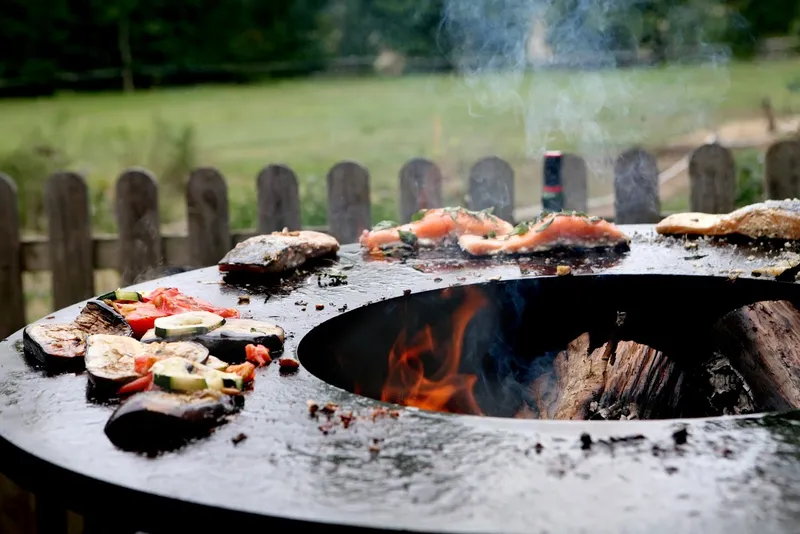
{"left": 488, "top": 275, "right": 501, "bottom": 281}
{"left": 683, "top": 241, "right": 698, "bottom": 250}
{"left": 278, "top": 358, "right": 300, "bottom": 372}
{"left": 369, "top": 443, "right": 380, "bottom": 454}
{"left": 307, "top": 400, "right": 319, "bottom": 416}
{"left": 556, "top": 265, "right": 572, "bottom": 276}
{"left": 534, "top": 443, "right": 544, "bottom": 454}
{"left": 340, "top": 411, "right": 354, "bottom": 428}
{"left": 315, "top": 304, "right": 324, "bottom": 310}
{"left": 231, "top": 432, "right": 248, "bottom": 446}
{"left": 433, "top": 277, "right": 443, "bottom": 283}
{"left": 294, "top": 300, "right": 308, "bottom": 306}
{"left": 580, "top": 432, "right": 593, "bottom": 450}
{"left": 46, "top": 315, "right": 55, "bottom": 320}
{"left": 337, "top": 304, "right": 348, "bottom": 312}
{"left": 403, "top": 289, "right": 412, "bottom": 296}
{"left": 672, "top": 426, "right": 689, "bottom": 445}
{"left": 320, "top": 402, "right": 339, "bottom": 415}
{"left": 237, "top": 295, "right": 250, "bottom": 305}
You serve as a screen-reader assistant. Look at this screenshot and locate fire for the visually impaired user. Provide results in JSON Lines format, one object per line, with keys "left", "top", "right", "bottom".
{"left": 380, "top": 286, "right": 486, "bottom": 415}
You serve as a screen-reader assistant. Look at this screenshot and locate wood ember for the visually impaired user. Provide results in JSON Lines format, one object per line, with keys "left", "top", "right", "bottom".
{"left": 713, "top": 300, "right": 800, "bottom": 411}
{"left": 526, "top": 332, "right": 756, "bottom": 421}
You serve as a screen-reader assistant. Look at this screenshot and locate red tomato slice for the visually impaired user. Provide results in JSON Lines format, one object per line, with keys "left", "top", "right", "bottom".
{"left": 117, "top": 373, "right": 153, "bottom": 396}
{"left": 121, "top": 303, "right": 169, "bottom": 338}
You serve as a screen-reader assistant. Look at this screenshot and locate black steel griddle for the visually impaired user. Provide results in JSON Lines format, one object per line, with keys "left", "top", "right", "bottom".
{"left": 3, "top": 224, "right": 800, "bottom": 534}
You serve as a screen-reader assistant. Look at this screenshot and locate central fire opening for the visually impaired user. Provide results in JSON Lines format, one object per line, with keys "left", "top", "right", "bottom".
{"left": 298, "top": 274, "right": 800, "bottom": 420}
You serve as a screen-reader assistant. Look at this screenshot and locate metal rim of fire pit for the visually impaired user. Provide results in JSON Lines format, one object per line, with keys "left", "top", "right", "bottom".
{"left": 2, "top": 224, "right": 800, "bottom": 534}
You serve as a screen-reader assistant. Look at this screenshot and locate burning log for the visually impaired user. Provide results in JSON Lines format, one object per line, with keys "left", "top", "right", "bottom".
{"left": 528, "top": 334, "right": 693, "bottom": 420}
{"left": 713, "top": 300, "right": 800, "bottom": 411}
{"left": 525, "top": 333, "right": 755, "bottom": 421}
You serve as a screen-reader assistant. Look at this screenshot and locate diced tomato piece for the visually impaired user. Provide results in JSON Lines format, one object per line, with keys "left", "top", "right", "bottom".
{"left": 121, "top": 303, "right": 169, "bottom": 338}
{"left": 117, "top": 373, "right": 153, "bottom": 396}
{"left": 245, "top": 344, "right": 271, "bottom": 367}
{"left": 134, "top": 354, "right": 160, "bottom": 375}
{"left": 227, "top": 362, "right": 256, "bottom": 384}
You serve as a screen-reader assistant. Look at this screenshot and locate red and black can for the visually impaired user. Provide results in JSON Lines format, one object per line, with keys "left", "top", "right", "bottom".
{"left": 542, "top": 151, "right": 564, "bottom": 212}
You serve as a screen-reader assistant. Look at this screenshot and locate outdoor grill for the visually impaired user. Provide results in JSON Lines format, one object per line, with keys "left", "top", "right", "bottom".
{"left": 3, "top": 224, "right": 800, "bottom": 534}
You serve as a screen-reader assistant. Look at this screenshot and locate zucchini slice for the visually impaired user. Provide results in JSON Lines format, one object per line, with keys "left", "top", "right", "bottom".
{"left": 98, "top": 288, "right": 142, "bottom": 302}
{"left": 153, "top": 311, "right": 225, "bottom": 339}
{"left": 204, "top": 355, "right": 229, "bottom": 371}
{"left": 151, "top": 357, "right": 243, "bottom": 393}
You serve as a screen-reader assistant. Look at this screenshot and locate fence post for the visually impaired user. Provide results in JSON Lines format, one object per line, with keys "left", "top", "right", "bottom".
{"left": 561, "top": 154, "right": 589, "bottom": 213}
{"left": 0, "top": 173, "right": 24, "bottom": 336}
{"left": 187, "top": 167, "right": 230, "bottom": 267}
{"left": 689, "top": 143, "right": 736, "bottom": 213}
{"left": 468, "top": 156, "right": 514, "bottom": 222}
{"left": 116, "top": 168, "right": 162, "bottom": 285}
{"left": 327, "top": 161, "right": 371, "bottom": 244}
{"left": 765, "top": 140, "right": 800, "bottom": 200}
{"left": 613, "top": 148, "right": 661, "bottom": 224}
{"left": 257, "top": 164, "right": 301, "bottom": 233}
{"left": 44, "top": 172, "right": 95, "bottom": 309}
{"left": 398, "top": 158, "right": 443, "bottom": 223}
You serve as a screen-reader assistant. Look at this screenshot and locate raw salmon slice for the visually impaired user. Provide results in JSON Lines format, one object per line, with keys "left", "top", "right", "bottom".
{"left": 359, "top": 207, "right": 514, "bottom": 251}
{"left": 656, "top": 199, "right": 800, "bottom": 240}
{"left": 458, "top": 212, "right": 631, "bottom": 256}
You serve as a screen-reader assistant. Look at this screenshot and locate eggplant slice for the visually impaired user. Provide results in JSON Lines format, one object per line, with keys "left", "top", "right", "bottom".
{"left": 104, "top": 390, "right": 243, "bottom": 453}
{"left": 23, "top": 300, "right": 135, "bottom": 367}
{"left": 85, "top": 334, "right": 209, "bottom": 394}
{"left": 141, "top": 318, "right": 285, "bottom": 362}
{"left": 23, "top": 323, "right": 87, "bottom": 367}
{"left": 74, "top": 300, "right": 134, "bottom": 337}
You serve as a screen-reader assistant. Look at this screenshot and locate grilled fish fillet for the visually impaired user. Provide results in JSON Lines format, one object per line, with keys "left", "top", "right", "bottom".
{"left": 218, "top": 230, "right": 339, "bottom": 274}
{"left": 458, "top": 213, "right": 630, "bottom": 256}
{"left": 656, "top": 199, "right": 800, "bottom": 240}
{"left": 359, "top": 207, "right": 514, "bottom": 251}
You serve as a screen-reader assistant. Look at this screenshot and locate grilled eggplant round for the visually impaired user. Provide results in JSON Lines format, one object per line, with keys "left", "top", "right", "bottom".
{"left": 22, "top": 300, "right": 134, "bottom": 369}
{"left": 141, "top": 318, "right": 285, "bottom": 362}
{"left": 85, "top": 335, "right": 209, "bottom": 396}
{"left": 23, "top": 323, "right": 87, "bottom": 368}
{"left": 104, "top": 390, "right": 243, "bottom": 453}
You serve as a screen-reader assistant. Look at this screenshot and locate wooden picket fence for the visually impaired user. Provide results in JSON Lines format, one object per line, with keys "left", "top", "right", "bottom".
{"left": 1, "top": 139, "right": 800, "bottom": 339}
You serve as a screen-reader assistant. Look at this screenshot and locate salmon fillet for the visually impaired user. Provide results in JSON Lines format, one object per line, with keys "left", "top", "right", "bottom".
{"left": 218, "top": 229, "right": 339, "bottom": 274}
{"left": 458, "top": 212, "right": 631, "bottom": 256}
{"left": 656, "top": 199, "right": 800, "bottom": 240}
{"left": 359, "top": 207, "right": 514, "bottom": 251}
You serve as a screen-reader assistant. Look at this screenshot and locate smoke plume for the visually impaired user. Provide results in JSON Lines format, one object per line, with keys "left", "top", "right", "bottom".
{"left": 440, "top": 0, "right": 732, "bottom": 174}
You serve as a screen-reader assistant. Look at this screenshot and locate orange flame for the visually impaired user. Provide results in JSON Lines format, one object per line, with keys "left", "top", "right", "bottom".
{"left": 381, "top": 286, "right": 486, "bottom": 415}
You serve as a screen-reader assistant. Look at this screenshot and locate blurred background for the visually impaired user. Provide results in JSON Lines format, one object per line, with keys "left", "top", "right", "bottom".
{"left": 1, "top": 0, "right": 800, "bottom": 320}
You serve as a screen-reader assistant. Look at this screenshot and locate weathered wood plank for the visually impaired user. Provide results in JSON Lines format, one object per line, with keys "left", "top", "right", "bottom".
{"left": 116, "top": 169, "right": 162, "bottom": 285}
{"left": 187, "top": 168, "right": 230, "bottom": 267}
{"left": 45, "top": 172, "right": 94, "bottom": 309}
{"left": 257, "top": 164, "right": 301, "bottom": 233}
{"left": 398, "top": 158, "right": 443, "bottom": 223}
{"left": 613, "top": 148, "right": 661, "bottom": 224}
{"left": 468, "top": 156, "right": 514, "bottom": 222}
{"left": 561, "top": 154, "right": 588, "bottom": 213}
{"left": 689, "top": 143, "right": 736, "bottom": 214}
{"left": 0, "top": 173, "right": 24, "bottom": 339}
{"left": 765, "top": 139, "right": 800, "bottom": 200}
{"left": 327, "top": 161, "right": 371, "bottom": 244}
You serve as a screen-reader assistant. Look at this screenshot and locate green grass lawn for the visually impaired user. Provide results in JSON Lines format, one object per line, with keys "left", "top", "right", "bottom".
{"left": 2, "top": 58, "right": 800, "bottom": 234}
